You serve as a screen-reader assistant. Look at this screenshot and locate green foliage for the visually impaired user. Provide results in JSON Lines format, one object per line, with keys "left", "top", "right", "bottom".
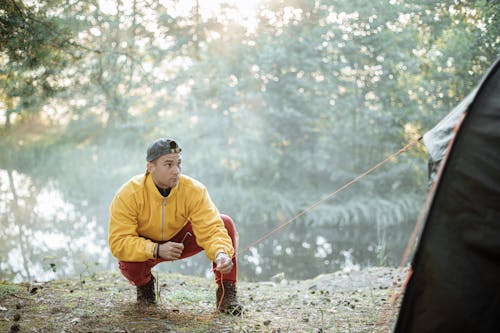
{"left": 0, "top": 0, "right": 75, "bottom": 126}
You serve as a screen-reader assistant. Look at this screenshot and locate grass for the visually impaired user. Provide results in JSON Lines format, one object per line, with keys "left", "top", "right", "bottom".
{"left": 0, "top": 268, "right": 404, "bottom": 332}
{"left": 0, "top": 283, "right": 19, "bottom": 298}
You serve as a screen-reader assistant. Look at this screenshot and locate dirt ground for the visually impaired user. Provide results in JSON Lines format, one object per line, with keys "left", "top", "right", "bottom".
{"left": 0, "top": 267, "right": 408, "bottom": 333}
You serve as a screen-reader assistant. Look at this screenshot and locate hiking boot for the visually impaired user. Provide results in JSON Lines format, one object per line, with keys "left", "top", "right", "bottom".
{"left": 137, "top": 276, "right": 156, "bottom": 305}
{"left": 216, "top": 281, "right": 244, "bottom": 316}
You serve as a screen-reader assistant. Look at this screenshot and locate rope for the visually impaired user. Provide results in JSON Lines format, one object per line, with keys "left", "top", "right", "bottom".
{"left": 216, "top": 273, "right": 224, "bottom": 313}
{"left": 239, "top": 136, "right": 423, "bottom": 256}
{"left": 231, "top": 136, "right": 423, "bottom": 329}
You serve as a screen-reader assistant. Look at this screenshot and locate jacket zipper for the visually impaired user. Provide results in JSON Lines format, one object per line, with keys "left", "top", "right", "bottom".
{"left": 161, "top": 198, "right": 167, "bottom": 240}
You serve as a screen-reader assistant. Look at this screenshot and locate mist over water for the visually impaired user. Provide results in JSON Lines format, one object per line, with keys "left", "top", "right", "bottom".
{"left": 0, "top": 135, "right": 426, "bottom": 283}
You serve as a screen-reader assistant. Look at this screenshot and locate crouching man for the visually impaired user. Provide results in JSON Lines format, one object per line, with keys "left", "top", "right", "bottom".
{"left": 108, "top": 137, "right": 243, "bottom": 315}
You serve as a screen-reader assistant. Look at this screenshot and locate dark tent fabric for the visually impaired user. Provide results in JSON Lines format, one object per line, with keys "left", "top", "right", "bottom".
{"left": 394, "top": 57, "right": 500, "bottom": 333}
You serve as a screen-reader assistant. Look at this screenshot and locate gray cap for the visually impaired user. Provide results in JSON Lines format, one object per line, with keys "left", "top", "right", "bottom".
{"left": 146, "top": 138, "right": 182, "bottom": 162}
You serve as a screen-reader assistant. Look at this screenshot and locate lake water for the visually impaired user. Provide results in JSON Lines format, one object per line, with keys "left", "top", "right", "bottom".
{"left": 0, "top": 164, "right": 425, "bottom": 283}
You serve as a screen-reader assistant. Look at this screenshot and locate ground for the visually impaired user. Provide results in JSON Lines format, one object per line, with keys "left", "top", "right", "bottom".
{"left": 0, "top": 267, "right": 407, "bottom": 333}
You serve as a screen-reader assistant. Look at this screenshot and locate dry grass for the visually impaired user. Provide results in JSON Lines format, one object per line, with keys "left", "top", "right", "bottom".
{"left": 0, "top": 268, "right": 405, "bottom": 333}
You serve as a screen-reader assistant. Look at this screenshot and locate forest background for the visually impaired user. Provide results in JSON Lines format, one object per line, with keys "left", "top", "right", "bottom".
{"left": 1, "top": 0, "right": 499, "bottom": 283}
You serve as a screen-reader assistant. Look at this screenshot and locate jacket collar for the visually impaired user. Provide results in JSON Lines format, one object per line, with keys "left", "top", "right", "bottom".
{"left": 145, "top": 172, "right": 179, "bottom": 200}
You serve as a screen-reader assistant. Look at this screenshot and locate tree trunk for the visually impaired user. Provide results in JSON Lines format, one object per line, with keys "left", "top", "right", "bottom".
{"left": 7, "top": 169, "right": 32, "bottom": 281}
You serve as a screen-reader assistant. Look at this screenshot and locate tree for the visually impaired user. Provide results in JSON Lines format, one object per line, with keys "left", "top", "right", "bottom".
{"left": 0, "top": 0, "right": 76, "bottom": 127}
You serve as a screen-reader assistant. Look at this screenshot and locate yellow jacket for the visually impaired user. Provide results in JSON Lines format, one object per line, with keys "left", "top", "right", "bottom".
{"left": 108, "top": 173, "right": 234, "bottom": 262}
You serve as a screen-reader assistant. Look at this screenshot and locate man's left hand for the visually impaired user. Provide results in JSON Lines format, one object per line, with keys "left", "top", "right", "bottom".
{"left": 215, "top": 252, "right": 233, "bottom": 274}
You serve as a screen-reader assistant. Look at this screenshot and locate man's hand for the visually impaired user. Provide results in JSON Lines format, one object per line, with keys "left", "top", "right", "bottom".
{"left": 158, "top": 242, "right": 184, "bottom": 260}
{"left": 215, "top": 252, "right": 233, "bottom": 274}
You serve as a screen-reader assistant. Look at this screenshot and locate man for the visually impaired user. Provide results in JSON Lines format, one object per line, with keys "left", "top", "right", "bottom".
{"left": 108, "top": 138, "right": 243, "bottom": 315}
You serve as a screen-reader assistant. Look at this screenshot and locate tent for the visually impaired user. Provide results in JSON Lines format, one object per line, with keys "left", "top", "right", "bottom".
{"left": 422, "top": 88, "right": 475, "bottom": 184}
{"left": 394, "top": 56, "right": 500, "bottom": 333}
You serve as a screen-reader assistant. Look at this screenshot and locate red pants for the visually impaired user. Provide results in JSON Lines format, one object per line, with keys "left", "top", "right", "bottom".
{"left": 118, "top": 214, "right": 238, "bottom": 287}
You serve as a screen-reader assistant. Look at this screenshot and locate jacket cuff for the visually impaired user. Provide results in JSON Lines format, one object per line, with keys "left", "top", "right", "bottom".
{"left": 145, "top": 241, "right": 156, "bottom": 259}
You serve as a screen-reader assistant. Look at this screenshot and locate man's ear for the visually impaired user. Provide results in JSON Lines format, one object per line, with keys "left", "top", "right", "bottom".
{"left": 146, "top": 162, "right": 155, "bottom": 173}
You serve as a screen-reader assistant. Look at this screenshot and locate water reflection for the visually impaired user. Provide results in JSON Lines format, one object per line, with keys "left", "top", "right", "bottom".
{"left": 0, "top": 169, "right": 111, "bottom": 282}
{"left": 0, "top": 167, "right": 421, "bottom": 283}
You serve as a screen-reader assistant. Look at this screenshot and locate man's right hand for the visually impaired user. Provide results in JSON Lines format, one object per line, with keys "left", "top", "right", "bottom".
{"left": 158, "top": 242, "right": 184, "bottom": 260}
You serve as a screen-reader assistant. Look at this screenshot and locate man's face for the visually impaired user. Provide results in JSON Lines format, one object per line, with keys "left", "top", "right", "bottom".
{"left": 147, "top": 153, "right": 182, "bottom": 189}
